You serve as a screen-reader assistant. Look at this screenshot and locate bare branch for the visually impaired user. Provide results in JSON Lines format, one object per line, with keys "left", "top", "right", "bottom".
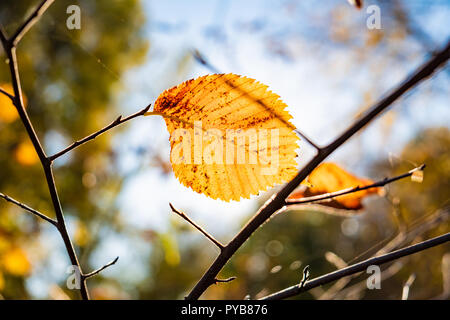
{"left": 286, "top": 164, "right": 425, "bottom": 206}
{"left": 0, "top": 1, "right": 89, "bottom": 299}
{"left": 49, "top": 104, "right": 151, "bottom": 161}
{"left": 83, "top": 257, "right": 119, "bottom": 280}
{"left": 0, "top": 192, "right": 57, "bottom": 226}
{"left": 260, "top": 232, "right": 450, "bottom": 300}
{"left": 170, "top": 203, "right": 225, "bottom": 250}
{"left": 11, "top": 0, "right": 55, "bottom": 47}
{"left": 186, "top": 39, "right": 450, "bottom": 300}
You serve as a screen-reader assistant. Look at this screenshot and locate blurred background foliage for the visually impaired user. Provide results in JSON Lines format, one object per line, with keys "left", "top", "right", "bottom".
{"left": 0, "top": 0, "right": 448, "bottom": 299}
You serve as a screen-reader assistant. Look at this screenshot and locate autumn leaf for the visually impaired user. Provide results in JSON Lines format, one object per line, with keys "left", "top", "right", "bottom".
{"left": 0, "top": 83, "right": 27, "bottom": 123}
{"left": 288, "top": 162, "right": 381, "bottom": 211}
{"left": 152, "top": 74, "right": 299, "bottom": 201}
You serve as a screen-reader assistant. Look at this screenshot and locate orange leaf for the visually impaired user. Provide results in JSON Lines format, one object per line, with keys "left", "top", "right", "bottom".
{"left": 288, "top": 162, "right": 381, "bottom": 211}
{"left": 153, "top": 74, "right": 299, "bottom": 201}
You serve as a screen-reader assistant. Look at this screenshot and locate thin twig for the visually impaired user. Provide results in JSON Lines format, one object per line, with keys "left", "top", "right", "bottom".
{"left": 260, "top": 232, "right": 450, "bottom": 300}
{"left": 10, "top": 0, "right": 55, "bottom": 47}
{"left": 186, "top": 39, "right": 450, "bottom": 300}
{"left": 0, "top": 192, "right": 57, "bottom": 226}
{"left": 170, "top": 203, "right": 225, "bottom": 250}
{"left": 83, "top": 257, "right": 119, "bottom": 280}
{"left": 49, "top": 104, "right": 151, "bottom": 161}
{"left": 286, "top": 164, "right": 425, "bottom": 206}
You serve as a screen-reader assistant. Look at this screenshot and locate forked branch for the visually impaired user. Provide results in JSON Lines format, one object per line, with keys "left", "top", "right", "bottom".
{"left": 0, "top": 0, "right": 90, "bottom": 299}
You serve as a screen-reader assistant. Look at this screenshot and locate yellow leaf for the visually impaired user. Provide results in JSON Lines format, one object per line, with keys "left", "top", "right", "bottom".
{"left": 0, "top": 83, "right": 27, "bottom": 123}
{"left": 1, "top": 247, "right": 31, "bottom": 276}
{"left": 288, "top": 162, "right": 380, "bottom": 211}
{"left": 153, "top": 74, "right": 299, "bottom": 201}
{"left": 14, "top": 140, "right": 39, "bottom": 166}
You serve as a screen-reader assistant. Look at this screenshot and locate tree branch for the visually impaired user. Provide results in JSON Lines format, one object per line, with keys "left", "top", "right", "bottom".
{"left": 0, "top": 1, "right": 90, "bottom": 300}
{"left": 0, "top": 192, "right": 57, "bottom": 226}
{"left": 10, "top": 0, "right": 55, "bottom": 47}
{"left": 185, "top": 39, "right": 450, "bottom": 300}
{"left": 48, "top": 104, "right": 151, "bottom": 161}
{"left": 260, "top": 232, "right": 450, "bottom": 300}
{"left": 285, "top": 164, "right": 425, "bottom": 206}
{"left": 82, "top": 257, "right": 119, "bottom": 280}
{"left": 170, "top": 203, "right": 225, "bottom": 250}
